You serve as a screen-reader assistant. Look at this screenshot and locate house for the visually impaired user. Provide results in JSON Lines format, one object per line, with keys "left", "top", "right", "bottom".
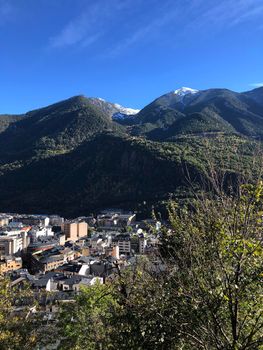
{"left": 55, "top": 263, "right": 83, "bottom": 276}
{"left": 59, "top": 276, "right": 103, "bottom": 292}
{"left": 32, "top": 272, "right": 66, "bottom": 291}
{"left": 40, "top": 255, "right": 65, "bottom": 272}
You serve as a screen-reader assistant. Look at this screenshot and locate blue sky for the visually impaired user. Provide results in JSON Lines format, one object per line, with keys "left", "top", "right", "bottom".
{"left": 0, "top": 0, "right": 262, "bottom": 113}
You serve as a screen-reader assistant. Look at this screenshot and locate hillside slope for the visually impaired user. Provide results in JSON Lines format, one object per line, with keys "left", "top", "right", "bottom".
{"left": 0, "top": 89, "right": 262, "bottom": 216}
{"left": 0, "top": 95, "right": 124, "bottom": 164}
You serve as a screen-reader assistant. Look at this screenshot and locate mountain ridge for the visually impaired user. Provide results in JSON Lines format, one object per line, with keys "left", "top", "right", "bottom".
{"left": 129, "top": 86, "right": 263, "bottom": 140}
{"left": 0, "top": 86, "right": 262, "bottom": 216}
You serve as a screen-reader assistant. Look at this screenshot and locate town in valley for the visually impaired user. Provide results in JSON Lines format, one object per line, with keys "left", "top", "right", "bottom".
{"left": 0, "top": 208, "right": 162, "bottom": 318}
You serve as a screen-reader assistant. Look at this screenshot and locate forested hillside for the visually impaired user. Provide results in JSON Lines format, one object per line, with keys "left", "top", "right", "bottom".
{"left": 0, "top": 87, "right": 263, "bottom": 216}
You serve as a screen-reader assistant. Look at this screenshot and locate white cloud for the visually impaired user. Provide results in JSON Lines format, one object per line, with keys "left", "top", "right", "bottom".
{"left": 48, "top": 0, "right": 137, "bottom": 49}
{"left": 249, "top": 83, "right": 263, "bottom": 88}
{"left": 108, "top": 0, "right": 263, "bottom": 57}
{"left": 107, "top": 0, "right": 191, "bottom": 57}
{"left": 231, "top": 4, "right": 263, "bottom": 25}
{"left": 49, "top": 4, "right": 101, "bottom": 48}
{"left": 108, "top": 11, "right": 175, "bottom": 57}
{"left": 183, "top": 0, "right": 263, "bottom": 33}
{"left": 48, "top": 0, "right": 263, "bottom": 55}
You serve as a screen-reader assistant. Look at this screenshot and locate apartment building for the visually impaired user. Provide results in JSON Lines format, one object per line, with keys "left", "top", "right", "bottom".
{"left": 0, "top": 236, "right": 23, "bottom": 256}
{"left": 63, "top": 221, "right": 88, "bottom": 241}
{"left": 112, "top": 234, "right": 131, "bottom": 255}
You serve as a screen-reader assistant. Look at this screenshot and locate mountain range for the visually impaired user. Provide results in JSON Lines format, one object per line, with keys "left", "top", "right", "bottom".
{"left": 0, "top": 86, "right": 262, "bottom": 217}
{"left": 129, "top": 86, "right": 263, "bottom": 140}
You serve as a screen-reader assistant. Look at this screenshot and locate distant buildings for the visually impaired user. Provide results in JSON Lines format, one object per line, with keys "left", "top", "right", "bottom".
{"left": 49, "top": 215, "right": 64, "bottom": 226}
{"left": 13, "top": 215, "right": 51, "bottom": 227}
{"left": 131, "top": 234, "right": 147, "bottom": 254}
{"left": 0, "top": 208, "right": 162, "bottom": 314}
{"left": 97, "top": 211, "right": 136, "bottom": 229}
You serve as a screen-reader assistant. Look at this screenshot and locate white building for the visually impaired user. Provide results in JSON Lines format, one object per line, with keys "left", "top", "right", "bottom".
{"left": 0, "top": 229, "right": 29, "bottom": 257}
{"left": 29, "top": 226, "right": 54, "bottom": 239}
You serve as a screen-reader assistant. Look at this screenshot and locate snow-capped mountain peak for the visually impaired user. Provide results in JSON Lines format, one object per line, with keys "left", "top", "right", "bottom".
{"left": 173, "top": 87, "right": 199, "bottom": 96}
{"left": 113, "top": 103, "right": 140, "bottom": 116}
{"left": 88, "top": 97, "right": 140, "bottom": 121}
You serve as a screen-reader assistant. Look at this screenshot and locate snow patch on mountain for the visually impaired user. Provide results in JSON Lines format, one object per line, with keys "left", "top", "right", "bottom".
{"left": 173, "top": 87, "right": 199, "bottom": 96}
{"left": 113, "top": 103, "right": 140, "bottom": 116}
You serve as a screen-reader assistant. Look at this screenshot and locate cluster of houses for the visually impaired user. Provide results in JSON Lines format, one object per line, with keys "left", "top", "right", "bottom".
{"left": 0, "top": 210, "right": 161, "bottom": 297}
